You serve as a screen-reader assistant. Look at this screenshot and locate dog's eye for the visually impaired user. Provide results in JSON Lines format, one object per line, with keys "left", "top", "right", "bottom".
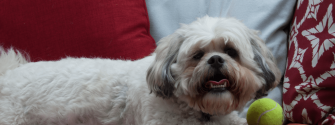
{"left": 193, "top": 51, "right": 204, "bottom": 60}
{"left": 225, "top": 48, "right": 238, "bottom": 58}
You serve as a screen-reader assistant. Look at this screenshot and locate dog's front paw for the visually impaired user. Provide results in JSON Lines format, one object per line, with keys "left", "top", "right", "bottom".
{"left": 231, "top": 117, "right": 247, "bottom": 125}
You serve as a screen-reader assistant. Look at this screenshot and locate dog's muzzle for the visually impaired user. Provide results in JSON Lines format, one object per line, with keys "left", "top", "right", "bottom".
{"left": 203, "top": 55, "right": 230, "bottom": 92}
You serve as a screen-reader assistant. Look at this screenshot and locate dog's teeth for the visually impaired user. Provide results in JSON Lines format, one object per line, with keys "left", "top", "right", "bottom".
{"left": 210, "top": 83, "right": 228, "bottom": 88}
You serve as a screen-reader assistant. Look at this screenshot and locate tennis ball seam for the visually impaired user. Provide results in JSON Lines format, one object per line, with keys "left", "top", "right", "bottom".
{"left": 257, "top": 103, "right": 278, "bottom": 125}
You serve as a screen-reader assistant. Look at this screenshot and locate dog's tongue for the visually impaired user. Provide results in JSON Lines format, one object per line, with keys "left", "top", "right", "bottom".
{"left": 205, "top": 79, "right": 229, "bottom": 88}
{"left": 208, "top": 79, "right": 229, "bottom": 85}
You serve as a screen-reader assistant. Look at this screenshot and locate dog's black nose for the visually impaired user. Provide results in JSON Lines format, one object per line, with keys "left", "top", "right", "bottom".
{"left": 207, "top": 55, "right": 224, "bottom": 68}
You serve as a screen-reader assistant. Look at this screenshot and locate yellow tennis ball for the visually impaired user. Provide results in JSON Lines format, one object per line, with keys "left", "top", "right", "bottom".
{"left": 246, "top": 98, "right": 283, "bottom": 125}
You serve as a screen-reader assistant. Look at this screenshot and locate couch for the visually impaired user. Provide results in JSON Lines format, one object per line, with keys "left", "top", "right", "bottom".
{"left": 1, "top": 0, "right": 334, "bottom": 124}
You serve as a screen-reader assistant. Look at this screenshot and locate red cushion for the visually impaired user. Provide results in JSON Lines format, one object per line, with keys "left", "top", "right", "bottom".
{"left": 283, "top": 1, "right": 335, "bottom": 124}
{"left": 0, "top": 0, "right": 156, "bottom": 61}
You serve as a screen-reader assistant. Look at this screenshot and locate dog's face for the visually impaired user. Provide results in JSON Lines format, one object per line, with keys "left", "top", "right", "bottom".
{"left": 147, "top": 16, "right": 281, "bottom": 115}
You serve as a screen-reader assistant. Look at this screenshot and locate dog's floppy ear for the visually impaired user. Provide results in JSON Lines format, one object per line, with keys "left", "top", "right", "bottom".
{"left": 146, "top": 33, "right": 183, "bottom": 99}
{"left": 248, "top": 30, "right": 281, "bottom": 99}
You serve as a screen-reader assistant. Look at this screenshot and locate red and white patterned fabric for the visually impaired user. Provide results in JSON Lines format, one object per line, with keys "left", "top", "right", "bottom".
{"left": 283, "top": 0, "right": 335, "bottom": 124}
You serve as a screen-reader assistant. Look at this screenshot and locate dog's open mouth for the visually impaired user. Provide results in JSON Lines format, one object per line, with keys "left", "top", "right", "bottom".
{"left": 204, "top": 73, "right": 230, "bottom": 93}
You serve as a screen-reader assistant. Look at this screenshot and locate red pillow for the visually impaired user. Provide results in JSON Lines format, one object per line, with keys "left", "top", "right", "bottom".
{"left": 0, "top": 0, "right": 156, "bottom": 61}
{"left": 283, "top": 1, "right": 335, "bottom": 124}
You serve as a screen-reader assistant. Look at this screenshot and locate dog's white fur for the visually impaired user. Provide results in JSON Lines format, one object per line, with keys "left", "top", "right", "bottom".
{"left": 0, "top": 16, "right": 281, "bottom": 125}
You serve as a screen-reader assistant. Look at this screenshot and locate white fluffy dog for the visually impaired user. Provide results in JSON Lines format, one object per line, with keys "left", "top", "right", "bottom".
{"left": 0, "top": 16, "right": 281, "bottom": 125}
